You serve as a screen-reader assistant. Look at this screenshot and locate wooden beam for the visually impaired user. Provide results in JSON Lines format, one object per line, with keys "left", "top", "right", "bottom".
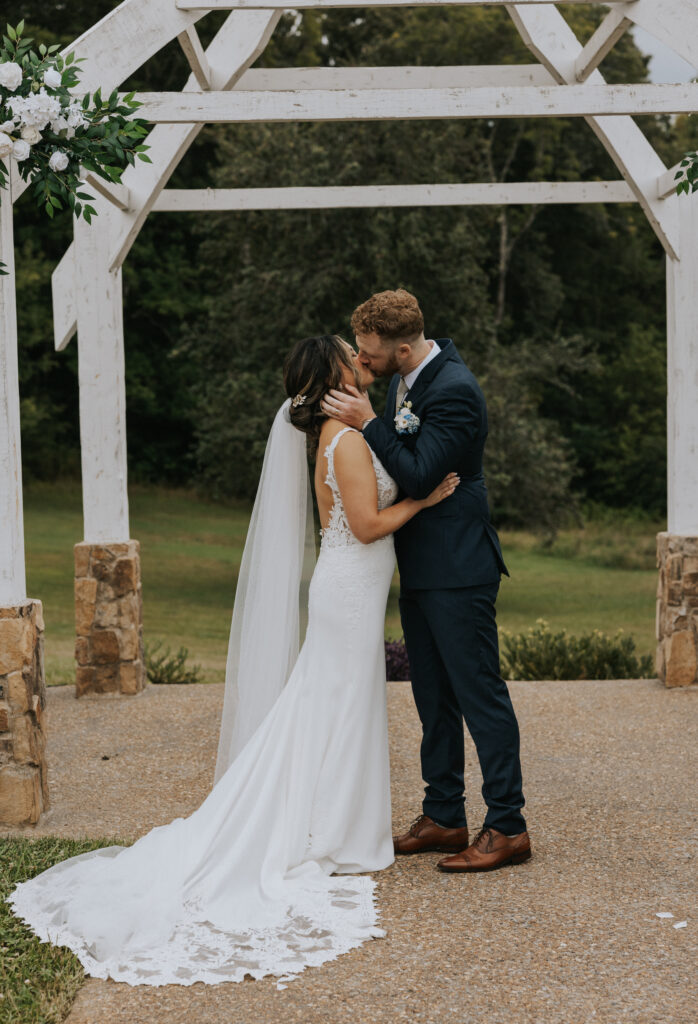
{"left": 177, "top": 0, "right": 618, "bottom": 8}
{"left": 108, "top": 11, "right": 280, "bottom": 273}
{"left": 52, "top": 245, "right": 77, "bottom": 352}
{"left": 666, "top": 195, "right": 698, "bottom": 533}
{"left": 73, "top": 209, "right": 130, "bottom": 543}
{"left": 622, "top": 0, "right": 698, "bottom": 75}
{"left": 64, "top": 0, "right": 206, "bottom": 94}
{"left": 177, "top": 24, "right": 211, "bottom": 90}
{"left": 132, "top": 83, "right": 698, "bottom": 123}
{"left": 11, "top": 0, "right": 210, "bottom": 205}
{"left": 152, "top": 181, "right": 637, "bottom": 211}
{"left": 657, "top": 160, "right": 690, "bottom": 200}
{"left": 235, "top": 64, "right": 558, "bottom": 91}
{"left": 0, "top": 177, "right": 27, "bottom": 603}
{"left": 506, "top": 3, "right": 680, "bottom": 259}
{"left": 52, "top": 10, "right": 281, "bottom": 348}
{"left": 574, "top": 7, "right": 632, "bottom": 82}
{"left": 83, "top": 172, "right": 131, "bottom": 211}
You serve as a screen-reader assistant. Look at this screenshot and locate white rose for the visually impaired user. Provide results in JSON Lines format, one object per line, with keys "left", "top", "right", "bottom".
{"left": 0, "top": 131, "right": 13, "bottom": 158}
{"left": 0, "top": 118, "right": 16, "bottom": 132}
{"left": 12, "top": 138, "right": 31, "bottom": 161}
{"left": 48, "top": 149, "right": 69, "bottom": 172}
{"left": 21, "top": 124, "right": 41, "bottom": 145}
{"left": 43, "top": 67, "right": 62, "bottom": 89}
{"left": 0, "top": 61, "right": 23, "bottom": 92}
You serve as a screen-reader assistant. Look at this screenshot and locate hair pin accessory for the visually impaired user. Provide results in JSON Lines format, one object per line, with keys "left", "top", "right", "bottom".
{"left": 292, "top": 393, "right": 307, "bottom": 408}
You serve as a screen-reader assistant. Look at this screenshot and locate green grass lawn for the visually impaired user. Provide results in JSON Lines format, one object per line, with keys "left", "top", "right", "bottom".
{"left": 23, "top": 481, "right": 661, "bottom": 686}
{"left": 0, "top": 837, "right": 128, "bottom": 1024}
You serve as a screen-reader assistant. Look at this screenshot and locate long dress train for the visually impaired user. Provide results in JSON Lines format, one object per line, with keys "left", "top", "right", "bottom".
{"left": 6, "top": 426, "right": 398, "bottom": 986}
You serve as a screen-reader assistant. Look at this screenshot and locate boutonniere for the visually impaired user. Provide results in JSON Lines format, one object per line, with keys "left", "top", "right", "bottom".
{"left": 394, "top": 400, "right": 420, "bottom": 435}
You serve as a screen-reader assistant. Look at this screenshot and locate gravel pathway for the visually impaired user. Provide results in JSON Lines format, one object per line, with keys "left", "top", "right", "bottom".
{"left": 3, "top": 678, "right": 697, "bottom": 1024}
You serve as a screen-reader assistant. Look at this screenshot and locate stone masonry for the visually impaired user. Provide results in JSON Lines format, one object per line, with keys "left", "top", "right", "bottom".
{"left": 656, "top": 532, "right": 698, "bottom": 687}
{"left": 74, "top": 541, "right": 146, "bottom": 696}
{"left": 0, "top": 600, "right": 49, "bottom": 825}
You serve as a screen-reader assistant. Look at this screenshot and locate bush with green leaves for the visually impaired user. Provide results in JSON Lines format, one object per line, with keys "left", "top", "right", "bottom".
{"left": 144, "top": 640, "right": 203, "bottom": 686}
{"left": 500, "top": 618, "right": 654, "bottom": 681}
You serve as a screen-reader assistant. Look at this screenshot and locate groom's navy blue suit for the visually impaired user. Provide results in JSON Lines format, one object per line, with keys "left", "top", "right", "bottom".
{"left": 363, "top": 338, "right": 526, "bottom": 835}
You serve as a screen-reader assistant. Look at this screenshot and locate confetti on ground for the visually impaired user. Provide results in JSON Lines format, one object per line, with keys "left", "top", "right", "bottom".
{"left": 656, "top": 913, "right": 674, "bottom": 919}
{"left": 673, "top": 921, "right": 688, "bottom": 930}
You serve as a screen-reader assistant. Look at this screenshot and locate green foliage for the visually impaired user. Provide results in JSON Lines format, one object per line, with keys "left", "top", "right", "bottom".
{"left": 500, "top": 618, "right": 654, "bottom": 681}
{"left": 674, "top": 149, "right": 698, "bottom": 195}
{"left": 0, "top": 836, "right": 127, "bottom": 1024}
{"left": 9, "top": 4, "right": 698, "bottom": 522}
{"left": 0, "top": 22, "right": 150, "bottom": 227}
{"left": 145, "top": 639, "right": 203, "bottom": 685}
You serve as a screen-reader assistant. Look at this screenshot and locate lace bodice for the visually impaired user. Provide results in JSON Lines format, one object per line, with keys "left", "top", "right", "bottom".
{"left": 320, "top": 427, "right": 398, "bottom": 548}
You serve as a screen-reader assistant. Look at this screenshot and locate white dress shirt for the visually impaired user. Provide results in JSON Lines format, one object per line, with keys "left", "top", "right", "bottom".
{"left": 402, "top": 339, "right": 439, "bottom": 391}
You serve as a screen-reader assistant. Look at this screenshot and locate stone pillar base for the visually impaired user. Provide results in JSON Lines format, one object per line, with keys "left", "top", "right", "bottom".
{"left": 656, "top": 533, "right": 698, "bottom": 687}
{"left": 0, "top": 600, "right": 50, "bottom": 825}
{"left": 75, "top": 541, "right": 145, "bottom": 696}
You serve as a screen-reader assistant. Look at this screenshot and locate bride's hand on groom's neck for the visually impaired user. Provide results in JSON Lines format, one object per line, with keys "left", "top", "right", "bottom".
{"left": 321, "top": 384, "right": 376, "bottom": 431}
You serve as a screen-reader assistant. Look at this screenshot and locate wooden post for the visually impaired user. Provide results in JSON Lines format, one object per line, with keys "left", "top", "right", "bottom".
{"left": 0, "top": 178, "right": 26, "bottom": 606}
{"left": 74, "top": 209, "right": 129, "bottom": 544}
{"left": 72, "top": 207, "right": 146, "bottom": 696}
{"left": 666, "top": 198, "right": 698, "bottom": 538}
{"left": 0, "top": 181, "right": 50, "bottom": 824}
{"left": 657, "top": 196, "right": 698, "bottom": 688}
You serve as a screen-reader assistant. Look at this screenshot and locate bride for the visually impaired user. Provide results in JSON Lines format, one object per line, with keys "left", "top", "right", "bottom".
{"left": 7, "top": 333, "right": 457, "bottom": 987}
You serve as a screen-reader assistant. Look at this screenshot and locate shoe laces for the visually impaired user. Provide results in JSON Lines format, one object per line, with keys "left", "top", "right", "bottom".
{"left": 472, "top": 825, "right": 495, "bottom": 849}
{"left": 408, "top": 813, "right": 429, "bottom": 836}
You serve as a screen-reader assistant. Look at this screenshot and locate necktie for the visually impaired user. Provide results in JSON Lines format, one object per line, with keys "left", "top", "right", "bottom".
{"left": 395, "top": 377, "right": 408, "bottom": 415}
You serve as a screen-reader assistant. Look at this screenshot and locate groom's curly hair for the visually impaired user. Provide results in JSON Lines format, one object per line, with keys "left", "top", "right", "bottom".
{"left": 351, "top": 288, "right": 424, "bottom": 344}
{"left": 284, "top": 334, "right": 361, "bottom": 458}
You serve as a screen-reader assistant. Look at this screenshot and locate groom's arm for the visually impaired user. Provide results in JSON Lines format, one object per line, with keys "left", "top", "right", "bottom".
{"left": 363, "top": 387, "right": 480, "bottom": 501}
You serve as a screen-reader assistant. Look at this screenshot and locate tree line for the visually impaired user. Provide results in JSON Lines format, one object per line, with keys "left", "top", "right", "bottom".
{"left": 11, "top": 3, "right": 698, "bottom": 532}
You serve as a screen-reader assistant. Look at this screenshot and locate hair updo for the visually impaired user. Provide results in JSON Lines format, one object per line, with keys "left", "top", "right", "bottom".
{"left": 284, "top": 334, "right": 360, "bottom": 458}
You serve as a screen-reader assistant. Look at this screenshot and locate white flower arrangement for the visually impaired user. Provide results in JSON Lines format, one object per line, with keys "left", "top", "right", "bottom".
{"left": 0, "top": 20, "right": 151, "bottom": 274}
{"left": 394, "top": 400, "right": 421, "bottom": 436}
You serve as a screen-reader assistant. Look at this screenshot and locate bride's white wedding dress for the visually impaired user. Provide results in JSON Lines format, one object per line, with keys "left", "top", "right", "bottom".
{"left": 7, "top": 425, "right": 399, "bottom": 987}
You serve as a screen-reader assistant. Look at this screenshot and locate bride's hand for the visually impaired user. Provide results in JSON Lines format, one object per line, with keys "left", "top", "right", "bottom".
{"left": 420, "top": 472, "right": 460, "bottom": 508}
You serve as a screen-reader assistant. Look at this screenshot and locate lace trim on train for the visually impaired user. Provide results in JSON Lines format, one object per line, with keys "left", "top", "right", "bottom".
{"left": 6, "top": 873, "right": 384, "bottom": 989}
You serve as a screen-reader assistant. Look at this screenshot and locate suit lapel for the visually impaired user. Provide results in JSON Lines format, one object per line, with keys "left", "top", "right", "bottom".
{"left": 403, "top": 338, "right": 455, "bottom": 408}
{"left": 384, "top": 374, "right": 400, "bottom": 425}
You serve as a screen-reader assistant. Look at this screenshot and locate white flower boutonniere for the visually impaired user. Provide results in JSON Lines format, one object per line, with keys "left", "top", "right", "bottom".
{"left": 394, "top": 400, "right": 420, "bottom": 436}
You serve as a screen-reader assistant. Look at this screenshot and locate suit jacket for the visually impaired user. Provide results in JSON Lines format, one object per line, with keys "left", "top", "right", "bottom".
{"left": 362, "top": 338, "right": 508, "bottom": 590}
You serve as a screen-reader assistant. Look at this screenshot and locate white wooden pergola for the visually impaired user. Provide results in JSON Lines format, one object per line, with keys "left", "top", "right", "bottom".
{"left": 1, "top": 1, "right": 697, "bottom": 667}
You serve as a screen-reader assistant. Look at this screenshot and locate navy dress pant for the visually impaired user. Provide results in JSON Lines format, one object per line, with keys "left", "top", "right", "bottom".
{"left": 399, "top": 581, "right": 526, "bottom": 835}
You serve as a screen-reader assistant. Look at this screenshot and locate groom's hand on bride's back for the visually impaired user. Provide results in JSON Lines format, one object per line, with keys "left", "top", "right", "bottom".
{"left": 321, "top": 385, "right": 376, "bottom": 431}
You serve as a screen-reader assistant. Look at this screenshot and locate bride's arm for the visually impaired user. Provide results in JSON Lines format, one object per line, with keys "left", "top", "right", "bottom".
{"left": 332, "top": 431, "right": 458, "bottom": 544}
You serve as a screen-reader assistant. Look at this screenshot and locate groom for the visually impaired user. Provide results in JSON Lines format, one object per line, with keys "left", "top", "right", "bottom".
{"left": 322, "top": 288, "right": 530, "bottom": 872}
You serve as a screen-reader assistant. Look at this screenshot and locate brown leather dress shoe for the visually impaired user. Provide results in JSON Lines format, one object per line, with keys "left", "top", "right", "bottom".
{"left": 437, "top": 825, "right": 531, "bottom": 872}
{"left": 393, "top": 814, "right": 469, "bottom": 855}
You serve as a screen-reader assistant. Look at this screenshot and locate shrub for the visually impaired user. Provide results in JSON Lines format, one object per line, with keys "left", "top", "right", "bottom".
{"left": 500, "top": 619, "right": 654, "bottom": 681}
{"left": 385, "top": 638, "right": 411, "bottom": 681}
{"left": 144, "top": 640, "right": 203, "bottom": 685}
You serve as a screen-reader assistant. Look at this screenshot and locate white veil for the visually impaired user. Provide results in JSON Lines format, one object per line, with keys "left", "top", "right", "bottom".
{"left": 214, "top": 399, "right": 317, "bottom": 783}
